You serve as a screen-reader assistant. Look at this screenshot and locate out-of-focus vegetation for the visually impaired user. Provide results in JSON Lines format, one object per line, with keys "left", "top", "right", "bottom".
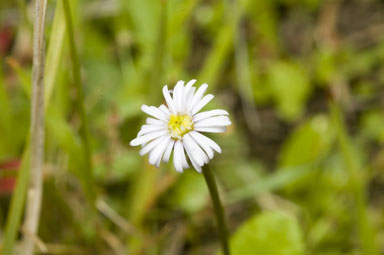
{"left": 1, "top": 0, "right": 384, "bottom": 254}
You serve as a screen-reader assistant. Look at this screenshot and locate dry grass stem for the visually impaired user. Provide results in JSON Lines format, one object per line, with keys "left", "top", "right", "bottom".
{"left": 22, "top": 0, "right": 47, "bottom": 254}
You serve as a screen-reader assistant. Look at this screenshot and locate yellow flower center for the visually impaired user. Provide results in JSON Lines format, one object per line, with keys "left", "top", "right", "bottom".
{"left": 168, "top": 114, "right": 193, "bottom": 139}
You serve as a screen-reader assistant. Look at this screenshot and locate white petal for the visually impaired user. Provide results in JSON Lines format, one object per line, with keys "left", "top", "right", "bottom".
{"left": 137, "top": 125, "right": 166, "bottom": 137}
{"left": 185, "top": 79, "right": 197, "bottom": 90}
{"left": 183, "top": 136, "right": 203, "bottom": 166}
{"left": 181, "top": 143, "right": 189, "bottom": 169}
{"left": 183, "top": 79, "right": 197, "bottom": 112}
{"left": 159, "top": 104, "right": 171, "bottom": 116}
{"left": 155, "top": 138, "right": 172, "bottom": 167}
{"left": 193, "top": 109, "right": 229, "bottom": 122}
{"left": 141, "top": 105, "right": 169, "bottom": 121}
{"left": 163, "top": 85, "right": 176, "bottom": 114}
{"left": 187, "top": 83, "right": 208, "bottom": 113}
{"left": 183, "top": 133, "right": 209, "bottom": 165}
{"left": 130, "top": 130, "right": 167, "bottom": 146}
{"left": 139, "top": 135, "right": 165, "bottom": 156}
{"left": 190, "top": 131, "right": 221, "bottom": 153}
{"left": 173, "top": 80, "right": 184, "bottom": 113}
{"left": 162, "top": 139, "right": 175, "bottom": 163}
{"left": 191, "top": 94, "right": 214, "bottom": 115}
{"left": 173, "top": 140, "right": 184, "bottom": 172}
{"left": 186, "top": 87, "right": 196, "bottom": 107}
{"left": 184, "top": 143, "right": 202, "bottom": 172}
{"left": 194, "top": 126, "right": 227, "bottom": 133}
{"left": 194, "top": 116, "right": 231, "bottom": 127}
{"left": 149, "top": 136, "right": 171, "bottom": 167}
{"left": 146, "top": 117, "right": 166, "bottom": 125}
{"left": 189, "top": 131, "right": 214, "bottom": 159}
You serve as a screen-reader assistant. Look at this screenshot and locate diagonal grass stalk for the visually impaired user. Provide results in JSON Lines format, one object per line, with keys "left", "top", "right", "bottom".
{"left": 232, "top": 0, "right": 260, "bottom": 131}
{"left": 198, "top": 24, "right": 233, "bottom": 89}
{"left": 198, "top": 0, "right": 254, "bottom": 90}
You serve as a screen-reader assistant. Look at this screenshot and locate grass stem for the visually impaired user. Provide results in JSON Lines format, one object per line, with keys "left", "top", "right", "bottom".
{"left": 22, "top": 0, "right": 48, "bottom": 254}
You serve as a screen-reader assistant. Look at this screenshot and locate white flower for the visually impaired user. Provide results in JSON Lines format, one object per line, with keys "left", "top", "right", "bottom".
{"left": 130, "top": 79, "right": 231, "bottom": 172}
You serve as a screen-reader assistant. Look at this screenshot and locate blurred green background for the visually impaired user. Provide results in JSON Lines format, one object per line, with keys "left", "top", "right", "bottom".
{"left": 1, "top": 0, "right": 384, "bottom": 254}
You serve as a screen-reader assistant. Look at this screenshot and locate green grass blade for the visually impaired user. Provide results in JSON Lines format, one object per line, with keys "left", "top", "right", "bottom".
{"left": 0, "top": 61, "right": 15, "bottom": 156}
{"left": 44, "top": 0, "right": 66, "bottom": 107}
{"left": 329, "top": 101, "right": 379, "bottom": 255}
{"left": 2, "top": 143, "right": 30, "bottom": 255}
{"left": 62, "top": 0, "right": 96, "bottom": 206}
{"left": 198, "top": 24, "right": 233, "bottom": 89}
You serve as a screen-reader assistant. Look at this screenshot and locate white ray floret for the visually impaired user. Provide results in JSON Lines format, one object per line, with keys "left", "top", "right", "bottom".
{"left": 130, "top": 80, "right": 231, "bottom": 173}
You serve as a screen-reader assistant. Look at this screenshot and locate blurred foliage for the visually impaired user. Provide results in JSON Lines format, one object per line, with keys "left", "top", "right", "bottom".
{"left": 1, "top": 0, "right": 384, "bottom": 254}
{"left": 231, "top": 211, "right": 304, "bottom": 255}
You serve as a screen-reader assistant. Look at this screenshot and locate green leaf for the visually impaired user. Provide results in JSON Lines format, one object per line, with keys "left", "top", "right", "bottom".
{"left": 279, "top": 115, "right": 333, "bottom": 166}
{"left": 167, "top": 170, "right": 208, "bottom": 213}
{"left": 360, "top": 110, "right": 384, "bottom": 143}
{"left": 267, "top": 60, "right": 311, "bottom": 120}
{"left": 313, "top": 48, "right": 337, "bottom": 85}
{"left": 231, "top": 211, "right": 304, "bottom": 255}
{"left": 278, "top": 115, "right": 334, "bottom": 191}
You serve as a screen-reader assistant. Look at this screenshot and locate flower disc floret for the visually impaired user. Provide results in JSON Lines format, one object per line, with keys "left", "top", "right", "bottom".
{"left": 168, "top": 114, "right": 193, "bottom": 140}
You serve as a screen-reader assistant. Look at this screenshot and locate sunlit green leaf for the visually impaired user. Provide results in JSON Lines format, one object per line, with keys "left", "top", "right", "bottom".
{"left": 231, "top": 211, "right": 304, "bottom": 255}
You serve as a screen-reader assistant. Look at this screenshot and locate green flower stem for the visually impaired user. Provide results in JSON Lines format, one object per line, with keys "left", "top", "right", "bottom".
{"left": 202, "top": 164, "right": 230, "bottom": 255}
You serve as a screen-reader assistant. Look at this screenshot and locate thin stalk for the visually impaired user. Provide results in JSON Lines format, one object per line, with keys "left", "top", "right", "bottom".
{"left": 232, "top": 0, "right": 260, "bottom": 130}
{"left": 62, "top": 0, "right": 96, "bottom": 206}
{"left": 198, "top": 24, "right": 233, "bottom": 89}
{"left": 329, "top": 101, "right": 378, "bottom": 255}
{"left": 150, "top": 0, "right": 167, "bottom": 102}
{"left": 2, "top": 147, "right": 30, "bottom": 255}
{"left": 22, "top": 0, "right": 47, "bottom": 254}
{"left": 202, "top": 165, "right": 230, "bottom": 255}
{"left": 0, "top": 60, "right": 15, "bottom": 153}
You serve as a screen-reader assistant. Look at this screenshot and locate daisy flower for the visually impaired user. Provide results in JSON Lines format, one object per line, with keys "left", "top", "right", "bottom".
{"left": 130, "top": 79, "right": 231, "bottom": 172}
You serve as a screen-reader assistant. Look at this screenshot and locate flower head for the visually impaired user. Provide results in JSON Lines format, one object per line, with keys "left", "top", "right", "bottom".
{"left": 130, "top": 80, "right": 231, "bottom": 172}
